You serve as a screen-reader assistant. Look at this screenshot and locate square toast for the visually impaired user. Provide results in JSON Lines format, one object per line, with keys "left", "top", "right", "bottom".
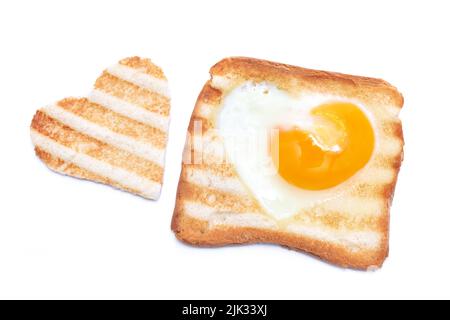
{"left": 172, "top": 57, "right": 404, "bottom": 269}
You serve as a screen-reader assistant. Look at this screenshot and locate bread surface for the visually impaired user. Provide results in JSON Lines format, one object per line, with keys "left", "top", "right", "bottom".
{"left": 172, "top": 57, "right": 404, "bottom": 269}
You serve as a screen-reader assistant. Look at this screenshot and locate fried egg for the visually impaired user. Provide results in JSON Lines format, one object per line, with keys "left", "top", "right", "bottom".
{"left": 217, "top": 82, "right": 376, "bottom": 220}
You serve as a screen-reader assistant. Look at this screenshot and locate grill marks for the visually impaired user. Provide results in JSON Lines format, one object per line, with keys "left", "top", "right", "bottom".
{"left": 95, "top": 72, "right": 170, "bottom": 116}
{"left": 57, "top": 98, "right": 167, "bottom": 149}
{"left": 34, "top": 147, "right": 142, "bottom": 196}
{"left": 178, "top": 181, "right": 259, "bottom": 214}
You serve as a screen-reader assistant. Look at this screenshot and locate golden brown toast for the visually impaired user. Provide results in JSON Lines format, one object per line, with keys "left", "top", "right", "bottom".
{"left": 30, "top": 57, "right": 170, "bottom": 199}
{"left": 172, "top": 57, "right": 404, "bottom": 269}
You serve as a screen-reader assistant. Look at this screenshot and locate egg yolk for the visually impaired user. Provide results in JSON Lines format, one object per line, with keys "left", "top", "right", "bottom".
{"left": 272, "top": 102, "right": 374, "bottom": 190}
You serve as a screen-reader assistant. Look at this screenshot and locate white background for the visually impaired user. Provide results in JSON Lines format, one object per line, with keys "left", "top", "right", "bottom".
{"left": 0, "top": 0, "right": 449, "bottom": 299}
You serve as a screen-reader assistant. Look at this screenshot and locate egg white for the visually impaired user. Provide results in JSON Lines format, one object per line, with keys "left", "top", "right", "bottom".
{"left": 217, "top": 82, "right": 376, "bottom": 220}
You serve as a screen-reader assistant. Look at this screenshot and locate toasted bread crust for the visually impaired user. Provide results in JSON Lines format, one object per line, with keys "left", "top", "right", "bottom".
{"left": 172, "top": 213, "right": 388, "bottom": 270}
{"left": 210, "top": 57, "right": 404, "bottom": 107}
{"left": 119, "top": 56, "right": 167, "bottom": 79}
{"left": 172, "top": 57, "right": 404, "bottom": 270}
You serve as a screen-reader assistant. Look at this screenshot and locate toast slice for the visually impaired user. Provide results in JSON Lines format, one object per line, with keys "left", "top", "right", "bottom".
{"left": 171, "top": 57, "right": 404, "bottom": 269}
{"left": 31, "top": 57, "right": 170, "bottom": 199}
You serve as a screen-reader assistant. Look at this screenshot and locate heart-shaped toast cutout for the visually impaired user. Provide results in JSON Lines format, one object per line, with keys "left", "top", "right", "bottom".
{"left": 30, "top": 57, "right": 170, "bottom": 199}
{"left": 172, "top": 57, "right": 404, "bottom": 269}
